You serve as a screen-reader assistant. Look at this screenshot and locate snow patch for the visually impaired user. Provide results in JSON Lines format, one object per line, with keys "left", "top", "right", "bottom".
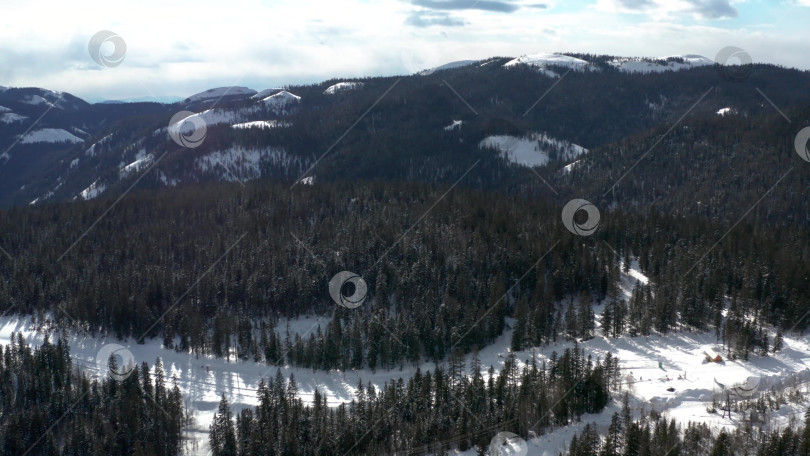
{"left": 444, "top": 120, "right": 463, "bottom": 131}
{"left": 19, "top": 128, "right": 83, "bottom": 144}
{"left": 195, "top": 146, "right": 291, "bottom": 182}
{"left": 0, "top": 105, "right": 11, "bottom": 112}
{"left": 231, "top": 120, "right": 290, "bottom": 130}
{"left": 157, "top": 171, "right": 179, "bottom": 187}
{"left": 120, "top": 150, "right": 154, "bottom": 178}
{"left": 0, "top": 113, "right": 27, "bottom": 124}
{"left": 168, "top": 107, "right": 261, "bottom": 134}
{"left": 79, "top": 180, "right": 106, "bottom": 200}
{"left": 561, "top": 160, "right": 581, "bottom": 174}
{"left": 324, "top": 82, "right": 363, "bottom": 95}
{"left": 85, "top": 134, "right": 114, "bottom": 157}
{"left": 21, "top": 94, "right": 58, "bottom": 108}
{"left": 480, "top": 132, "right": 588, "bottom": 167}
{"left": 251, "top": 88, "right": 285, "bottom": 100}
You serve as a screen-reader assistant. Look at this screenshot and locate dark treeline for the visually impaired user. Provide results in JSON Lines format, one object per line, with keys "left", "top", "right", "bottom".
{"left": 0, "top": 180, "right": 807, "bottom": 369}
{"left": 0, "top": 333, "right": 185, "bottom": 455}
{"left": 210, "top": 345, "right": 619, "bottom": 455}
{"left": 568, "top": 395, "right": 810, "bottom": 456}
{"left": 557, "top": 105, "right": 810, "bottom": 228}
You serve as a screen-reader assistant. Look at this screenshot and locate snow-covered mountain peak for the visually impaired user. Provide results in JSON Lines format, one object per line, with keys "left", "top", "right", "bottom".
{"left": 418, "top": 60, "right": 478, "bottom": 75}
{"left": 261, "top": 90, "right": 301, "bottom": 114}
{"left": 505, "top": 53, "right": 590, "bottom": 69}
{"left": 251, "top": 88, "right": 285, "bottom": 100}
{"left": 503, "top": 53, "right": 592, "bottom": 78}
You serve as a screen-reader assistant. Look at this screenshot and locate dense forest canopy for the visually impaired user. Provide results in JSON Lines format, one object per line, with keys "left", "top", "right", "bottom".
{"left": 0, "top": 179, "right": 807, "bottom": 370}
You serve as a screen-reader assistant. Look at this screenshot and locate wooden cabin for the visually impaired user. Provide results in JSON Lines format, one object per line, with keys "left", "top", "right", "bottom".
{"left": 704, "top": 348, "right": 723, "bottom": 363}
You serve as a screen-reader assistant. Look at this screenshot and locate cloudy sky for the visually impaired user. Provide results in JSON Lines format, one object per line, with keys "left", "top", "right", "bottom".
{"left": 0, "top": 0, "right": 808, "bottom": 101}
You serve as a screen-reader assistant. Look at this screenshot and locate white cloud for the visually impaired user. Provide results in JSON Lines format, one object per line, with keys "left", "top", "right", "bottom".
{"left": 0, "top": 0, "right": 806, "bottom": 101}
{"left": 594, "top": 0, "right": 740, "bottom": 20}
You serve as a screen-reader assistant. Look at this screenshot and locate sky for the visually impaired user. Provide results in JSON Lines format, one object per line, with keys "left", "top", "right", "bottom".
{"left": 0, "top": 0, "right": 808, "bottom": 102}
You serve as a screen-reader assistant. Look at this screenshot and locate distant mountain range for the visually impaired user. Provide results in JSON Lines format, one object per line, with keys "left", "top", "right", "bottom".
{"left": 1, "top": 52, "right": 808, "bottom": 227}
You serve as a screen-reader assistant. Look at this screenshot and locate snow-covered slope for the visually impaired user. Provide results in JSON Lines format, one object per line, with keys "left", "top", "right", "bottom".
{"left": 250, "top": 89, "right": 284, "bottom": 100}
{"left": 420, "top": 60, "right": 478, "bottom": 75}
{"left": 480, "top": 132, "right": 588, "bottom": 167}
{"left": 195, "top": 146, "right": 298, "bottom": 182}
{"left": 22, "top": 94, "right": 58, "bottom": 107}
{"left": 504, "top": 53, "right": 591, "bottom": 77}
{"left": 261, "top": 90, "right": 301, "bottom": 114}
{"left": 185, "top": 86, "right": 257, "bottom": 103}
{"left": 79, "top": 180, "right": 106, "bottom": 200}
{"left": 120, "top": 150, "right": 154, "bottom": 178}
{"left": 168, "top": 107, "right": 257, "bottom": 133}
{"left": 324, "top": 82, "right": 363, "bottom": 95}
{"left": 85, "top": 134, "right": 114, "bottom": 157}
{"left": 610, "top": 54, "right": 714, "bottom": 73}
{"left": 19, "top": 128, "right": 83, "bottom": 144}
{"left": 444, "top": 120, "right": 463, "bottom": 131}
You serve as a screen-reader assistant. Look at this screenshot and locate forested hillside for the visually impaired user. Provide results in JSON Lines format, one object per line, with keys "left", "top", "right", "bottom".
{"left": 567, "top": 395, "right": 810, "bottom": 456}
{"left": 1, "top": 179, "right": 807, "bottom": 370}
{"left": 210, "top": 347, "right": 619, "bottom": 455}
{"left": 0, "top": 334, "right": 185, "bottom": 455}
{"left": 2, "top": 52, "right": 810, "bottom": 455}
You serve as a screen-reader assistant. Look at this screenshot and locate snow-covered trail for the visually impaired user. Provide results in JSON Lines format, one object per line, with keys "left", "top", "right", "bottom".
{"left": 0, "top": 315, "right": 451, "bottom": 455}
{"left": 4, "top": 261, "right": 810, "bottom": 455}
